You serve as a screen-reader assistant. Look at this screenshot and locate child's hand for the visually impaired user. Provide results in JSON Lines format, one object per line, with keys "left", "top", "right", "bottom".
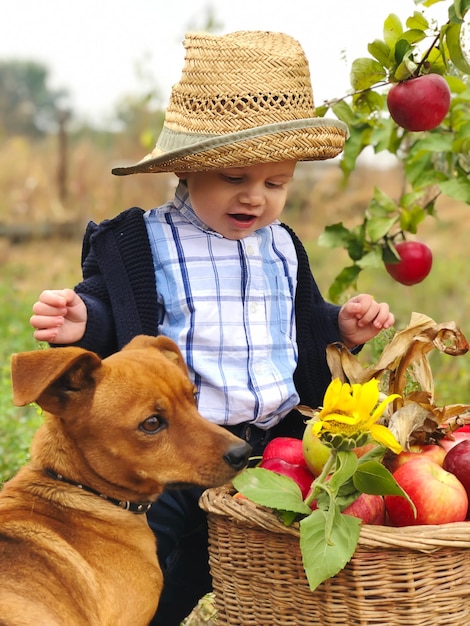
{"left": 338, "top": 294, "right": 394, "bottom": 348}
{"left": 30, "top": 288, "right": 87, "bottom": 344}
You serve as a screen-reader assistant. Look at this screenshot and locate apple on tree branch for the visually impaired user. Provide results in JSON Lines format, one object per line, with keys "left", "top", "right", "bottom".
{"left": 314, "top": 0, "right": 470, "bottom": 300}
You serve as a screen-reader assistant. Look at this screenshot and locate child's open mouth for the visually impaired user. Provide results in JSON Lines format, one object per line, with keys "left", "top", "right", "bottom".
{"left": 229, "top": 213, "right": 257, "bottom": 225}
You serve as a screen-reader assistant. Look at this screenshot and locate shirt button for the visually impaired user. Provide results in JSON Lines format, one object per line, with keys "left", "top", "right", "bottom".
{"left": 246, "top": 244, "right": 255, "bottom": 255}
{"left": 250, "top": 302, "right": 258, "bottom": 314}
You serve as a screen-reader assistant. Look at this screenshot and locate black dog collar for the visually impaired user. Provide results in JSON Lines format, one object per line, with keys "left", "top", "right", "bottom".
{"left": 45, "top": 468, "right": 152, "bottom": 514}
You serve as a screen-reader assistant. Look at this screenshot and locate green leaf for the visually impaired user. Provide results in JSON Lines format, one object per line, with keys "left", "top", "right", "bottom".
{"left": 369, "top": 118, "right": 399, "bottom": 153}
{"left": 279, "top": 510, "right": 300, "bottom": 525}
{"left": 447, "top": 75, "right": 469, "bottom": 95}
{"left": 450, "top": 0, "right": 470, "bottom": 21}
{"left": 424, "top": 45, "right": 447, "bottom": 75}
{"left": 232, "top": 468, "right": 312, "bottom": 515}
{"left": 420, "top": 0, "right": 444, "bottom": 7}
{"left": 315, "top": 103, "right": 329, "bottom": 118}
{"left": 444, "top": 22, "right": 470, "bottom": 74}
{"left": 340, "top": 125, "right": 373, "bottom": 176}
{"left": 439, "top": 178, "right": 470, "bottom": 202}
{"left": 336, "top": 490, "right": 363, "bottom": 511}
{"left": 357, "top": 444, "right": 387, "bottom": 464}
{"left": 372, "top": 187, "right": 399, "bottom": 212}
{"left": 394, "top": 56, "right": 418, "bottom": 81}
{"left": 383, "top": 13, "right": 404, "bottom": 49}
{"left": 328, "top": 265, "right": 362, "bottom": 303}
{"left": 318, "top": 222, "right": 366, "bottom": 259}
{"left": 300, "top": 508, "right": 361, "bottom": 591}
{"left": 366, "top": 215, "right": 399, "bottom": 241}
{"left": 401, "top": 189, "right": 438, "bottom": 211}
{"left": 353, "top": 461, "right": 417, "bottom": 517}
{"left": 328, "top": 451, "right": 358, "bottom": 493}
{"left": 399, "top": 205, "right": 428, "bottom": 233}
{"left": 382, "top": 242, "right": 400, "bottom": 264}
{"left": 367, "top": 39, "right": 391, "bottom": 66}
{"left": 394, "top": 38, "right": 412, "bottom": 65}
{"left": 350, "top": 58, "right": 387, "bottom": 90}
{"left": 357, "top": 248, "right": 386, "bottom": 269}
{"left": 461, "top": 0, "right": 470, "bottom": 18}
{"left": 353, "top": 89, "right": 386, "bottom": 114}
{"left": 318, "top": 223, "right": 350, "bottom": 249}
{"left": 337, "top": 477, "right": 361, "bottom": 498}
{"left": 409, "top": 133, "right": 454, "bottom": 153}
{"left": 347, "top": 242, "right": 365, "bottom": 262}
{"left": 397, "top": 29, "right": 427, "bottom": 45}
{"left": 331, "top": 100, "right": 356, "bottom": 126}
{"left": 367, "top": 187, "right": 399, "bottom": 221}
{"left": 353, "top": 460, "right": 406, "bottom": 496}
{"left": 454, "top": 121, "right": 470, "bottom": 147}
{"left": 406, "top": 11, "right": 429, "bottom": 30}
{"left": 405, "top": 153, "right": 433, "bottom": 187}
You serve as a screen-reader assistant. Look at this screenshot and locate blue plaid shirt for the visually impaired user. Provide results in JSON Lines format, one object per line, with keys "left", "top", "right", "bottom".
{"left": 144, "top": 182, "right": 299, "bottom": 429}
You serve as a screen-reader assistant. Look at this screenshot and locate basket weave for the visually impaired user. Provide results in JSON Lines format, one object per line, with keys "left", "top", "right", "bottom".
{"left": 199, "top": 485, "right": 470, "bottom": 626}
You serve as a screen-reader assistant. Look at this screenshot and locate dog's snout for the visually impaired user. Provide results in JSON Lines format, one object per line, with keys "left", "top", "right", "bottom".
{"left": 223, "top": 441, "right": 252, "bottom": 471}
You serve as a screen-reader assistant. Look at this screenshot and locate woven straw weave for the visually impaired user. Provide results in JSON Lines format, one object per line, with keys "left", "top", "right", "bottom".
{"left": 145, "top": 127, "right": 345, "bottom": 173}
{"left": 199, "top": 485, "right": 470, "bottom": 626}
{"left": 165, "top": 31, "right": 316, "bottom": 135}
{"left": 112, "top": 31, "right": 348, "bottom": 175}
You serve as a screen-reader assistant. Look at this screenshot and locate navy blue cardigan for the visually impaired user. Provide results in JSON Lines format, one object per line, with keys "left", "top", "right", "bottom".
{"left": 72, "top": 207, "right": 342, "bottom": 412}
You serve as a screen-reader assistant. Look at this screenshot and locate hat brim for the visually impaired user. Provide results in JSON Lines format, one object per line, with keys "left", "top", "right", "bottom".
{"left": 111, "top": 118, "right": 348, "bottom": 176}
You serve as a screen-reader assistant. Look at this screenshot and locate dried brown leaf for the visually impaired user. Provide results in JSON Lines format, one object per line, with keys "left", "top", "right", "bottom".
{"left": 387, "top": 402, "right": 439, "bottom": 449}
{"left": 327, "top": 312, "right": 469, "bottom": 396}
{"left": 295, "top": 404, "right": 319, "bottom": 419}
{"left": 326, "top": 343, "right": 370, "bottom": 384}
{"left": 324, "top": 312, "right": 470, "bottom": 447}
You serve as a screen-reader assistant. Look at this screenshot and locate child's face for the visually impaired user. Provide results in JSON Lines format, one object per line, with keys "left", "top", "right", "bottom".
{"left": 176, "top": 160, "right": 297, "bottom": 240}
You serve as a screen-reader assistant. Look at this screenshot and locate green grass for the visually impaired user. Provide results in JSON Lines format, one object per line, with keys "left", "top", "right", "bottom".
{"left": 0, "top": 280, "right": 43, "bottom": 483}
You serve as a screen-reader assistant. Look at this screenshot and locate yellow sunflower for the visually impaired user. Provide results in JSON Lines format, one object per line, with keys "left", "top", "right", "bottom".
{"left": 311, "top": 378, "right": 402, "bottom": 454}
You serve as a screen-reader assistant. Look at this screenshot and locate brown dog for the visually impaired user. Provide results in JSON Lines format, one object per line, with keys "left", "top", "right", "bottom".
{"left": 0, "top": 335, "right": 251, "bottom": 626}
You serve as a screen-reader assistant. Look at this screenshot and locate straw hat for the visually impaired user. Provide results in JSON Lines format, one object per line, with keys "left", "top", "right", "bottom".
{"left": 112, "top": 31, "right": 348, "bottom": 176}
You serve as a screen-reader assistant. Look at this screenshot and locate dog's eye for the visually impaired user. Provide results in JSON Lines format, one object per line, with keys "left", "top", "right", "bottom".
{"left": 139, "top": 415, "right": 167, "bottom": 434}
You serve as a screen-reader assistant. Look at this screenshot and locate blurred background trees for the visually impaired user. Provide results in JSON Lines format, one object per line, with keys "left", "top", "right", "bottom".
{"left": 0, "top": 60, "right": 68, "bottom": 137}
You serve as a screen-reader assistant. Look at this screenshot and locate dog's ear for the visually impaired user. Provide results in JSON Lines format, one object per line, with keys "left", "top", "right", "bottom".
{"left": 123, "top": 335, "right": 189, "bottom": 375}
{"left": 155, "top": 336, "right": 189, "bottom": 375}
{"left": 11, "top": 347, "right": 102, "bottom": 408}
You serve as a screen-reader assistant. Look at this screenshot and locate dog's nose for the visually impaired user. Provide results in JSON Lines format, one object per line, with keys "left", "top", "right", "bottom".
{"left": 223, "top": 441, "right": 252, "bottom": 471}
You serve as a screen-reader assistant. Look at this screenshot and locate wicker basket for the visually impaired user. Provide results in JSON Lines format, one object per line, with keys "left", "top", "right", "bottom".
{"left": 199, "top": 485, "right": 470, "bottom": 626}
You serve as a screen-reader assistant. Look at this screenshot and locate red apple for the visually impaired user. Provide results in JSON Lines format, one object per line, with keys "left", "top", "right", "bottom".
{"left": 384, "top": 457, "right": 468, "bottom": 526}
{"left": 385, "top": 241, "right": 432, "bottom": 286}
{"left": 262, "top": 436, "right": 307, "bottom": 468}
{"left": 388, "top": 444, "right": 446, "bottom": 473}
{"left": 302, "top": 426, "right": 331, "bottom": 477}
{"left": 343, "top": 493, "right": 385, "bottom": 525}
{"left": 439, "top": 430, "right": 470, "bottom": 454}
{"left": 387, "top": 74, "right": 451, "bottom": 131}
{"left": 259, "top": 458, "right": 314, "bottom": 499}
{"left": 309, "top": 492, "right": 385, "bottom": 525}
{"left": 352, "top": 442, "right": 378, "bottom": 459}
{"left": 443, "top": 439, "right": 470, "bottom": 518}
